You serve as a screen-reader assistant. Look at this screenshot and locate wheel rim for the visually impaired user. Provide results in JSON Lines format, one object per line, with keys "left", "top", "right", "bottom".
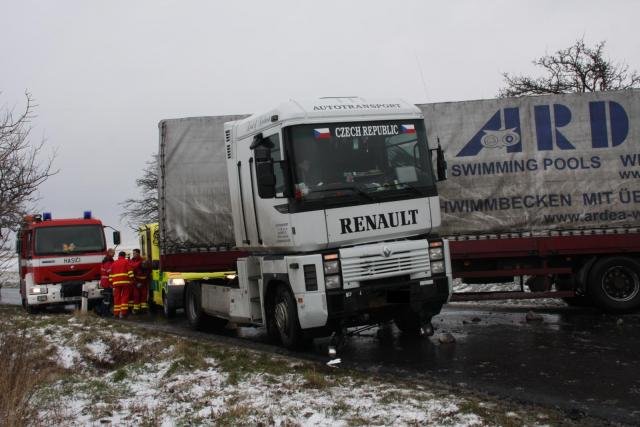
{"left": 274, "top": 300, "right": 289, "bottom": 337}
{"left": 601, "top": 265, "right": 640, "bottom": 302}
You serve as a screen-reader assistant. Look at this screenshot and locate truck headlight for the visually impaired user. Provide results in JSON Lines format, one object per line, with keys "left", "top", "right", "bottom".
{"left": 324, "top": 275, "right": 341, "bottom": 290}
{"left": 29, "top": 285, "right": 48, "bottom": 295}
{"left": 429, "top": 247, "right": 443, "bottom": 260}
{"left": 168, "top": 278, "right": 185, "bottom": 287}
{"left": 323, "top": 260, "right": 340, "bottom": 275}
{"left": 431, "top": 261, "right": 444, "bottom": 275}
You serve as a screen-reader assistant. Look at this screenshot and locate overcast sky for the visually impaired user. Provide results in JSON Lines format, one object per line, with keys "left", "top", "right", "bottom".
{"left": 2, "top": 0, "right": 639, "bottom": 247}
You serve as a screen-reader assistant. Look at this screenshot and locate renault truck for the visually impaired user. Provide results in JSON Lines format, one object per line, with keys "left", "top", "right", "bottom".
{"left": 158, "top": 98, "right": 452, "bottom": 349}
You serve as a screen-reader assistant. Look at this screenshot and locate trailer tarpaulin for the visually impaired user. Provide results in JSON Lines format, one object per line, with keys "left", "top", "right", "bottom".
{"left": 159, "top": 115, "right": 248, "bottom": 253}
{"left": 418, "top": 90, "right": 640, "bottom": 236}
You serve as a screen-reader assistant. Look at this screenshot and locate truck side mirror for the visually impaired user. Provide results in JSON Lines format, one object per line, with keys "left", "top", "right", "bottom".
{"left": 431, "top": 139, "right": 448, "bottom": 182}
{"left": 113, "top": 231, "right": 121, "bottom": 245}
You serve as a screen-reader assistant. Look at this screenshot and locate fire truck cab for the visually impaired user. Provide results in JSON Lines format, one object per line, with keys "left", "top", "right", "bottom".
{"left": 16, "top": 211, "right": 120, "bottom": 313}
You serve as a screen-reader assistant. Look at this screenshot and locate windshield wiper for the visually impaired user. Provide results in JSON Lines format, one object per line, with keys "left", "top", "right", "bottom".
{"left": 400, "top": 183, "right": 422, "bottom": 195}
{"left": 311, "top": 186, "right": 376, "bottom": 202}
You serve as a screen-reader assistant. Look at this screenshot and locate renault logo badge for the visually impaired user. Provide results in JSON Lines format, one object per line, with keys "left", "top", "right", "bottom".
{"left": 382, "top": 246, "right": 392, "bottom": 258}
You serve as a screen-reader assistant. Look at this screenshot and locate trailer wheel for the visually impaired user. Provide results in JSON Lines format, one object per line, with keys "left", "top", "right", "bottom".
{"left": 269, "top": 284, "right": 303, "bottom": 350}
{"left": 185, "top": 283, "right": 208, "bottom": 329}
{"left": 588, "top": 256, "right": 640, "bottom": 312}
{"left": 162, "top": 292, "right": 176, "bottom": 318}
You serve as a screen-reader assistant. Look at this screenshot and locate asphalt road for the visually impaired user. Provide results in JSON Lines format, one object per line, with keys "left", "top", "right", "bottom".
{"left": 3, "top": 287, "right": 639, "bottom": 425}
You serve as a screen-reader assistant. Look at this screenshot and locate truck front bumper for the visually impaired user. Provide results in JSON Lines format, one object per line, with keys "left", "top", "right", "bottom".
{"left": 325, "top": 276, "right": 450, "bottom": 327}
{"left": 26, "top": 281, "right": 102, "bottom": 307}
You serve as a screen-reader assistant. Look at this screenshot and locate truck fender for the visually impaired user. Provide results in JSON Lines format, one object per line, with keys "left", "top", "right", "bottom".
{"left": 262, "top": 274, "right": 291, "bottom": 312}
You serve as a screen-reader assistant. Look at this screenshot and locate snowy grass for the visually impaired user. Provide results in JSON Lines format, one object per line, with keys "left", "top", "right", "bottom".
{"left": 0, "top": 305, "right": 577, "bottom": 426}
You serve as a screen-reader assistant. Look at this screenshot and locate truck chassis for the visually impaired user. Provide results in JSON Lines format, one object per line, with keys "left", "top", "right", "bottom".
{"left": 449, "top": 228, "right": 640, "bottom": 312}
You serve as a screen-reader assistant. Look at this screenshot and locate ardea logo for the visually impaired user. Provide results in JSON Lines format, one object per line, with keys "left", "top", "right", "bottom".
{"left": 455, "top": 101, "right": 629, "bottom": 157}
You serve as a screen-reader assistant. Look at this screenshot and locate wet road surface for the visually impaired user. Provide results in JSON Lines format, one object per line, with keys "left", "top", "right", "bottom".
{"left": 3, "top": 287, "right": 639, "bottom": 424}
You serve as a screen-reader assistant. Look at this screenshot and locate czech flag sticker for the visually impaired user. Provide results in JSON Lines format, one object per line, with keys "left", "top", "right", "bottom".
{"left": 400, "top": 124, "right": 416, "bottom": 134}
{"left": 314, "top": 128, "right": 331, "bottom": 139}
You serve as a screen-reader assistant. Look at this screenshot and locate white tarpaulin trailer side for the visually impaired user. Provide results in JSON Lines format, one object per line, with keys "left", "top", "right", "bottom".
{"left": 159, "top": 115, "right": 248, "bottom": 253}
{"left": 418, "top": 89, "right": 640, "bottom": 236}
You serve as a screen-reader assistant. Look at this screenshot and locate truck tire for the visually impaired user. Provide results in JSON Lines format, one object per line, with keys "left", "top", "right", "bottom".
{"left": 588, "top": 256, "right": 640, "bottom": 312}
{"left": 162, "top": 292, "right": 176, "bottom": 318}
{"left": 394, "top": 310, "right": 421, "bottom": 335}
{"left": 394, "top": 309, "right": 434, "bottom": 337}
{"left": 553, "top": 274, "right": 594, "bottom": 307}
{"left": 269, "top": 284, "right": 304, "bottom": 350}
{"left": 22, "top": 299, "right": 40, "bottom": 314}
{"left": 185, "top": 283, "right": 208, "bottom": 330}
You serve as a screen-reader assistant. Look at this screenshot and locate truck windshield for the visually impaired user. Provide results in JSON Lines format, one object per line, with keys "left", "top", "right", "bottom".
{"left": 286, "top": 120, "right": 436, "bottom": 202}
{"left": 34, "top": 225, "right": 105, "bottom": 255}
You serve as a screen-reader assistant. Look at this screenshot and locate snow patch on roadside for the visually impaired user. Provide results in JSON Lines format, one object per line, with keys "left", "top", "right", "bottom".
{"left": 55, "top": 345, "right": 82, "bottom": 369}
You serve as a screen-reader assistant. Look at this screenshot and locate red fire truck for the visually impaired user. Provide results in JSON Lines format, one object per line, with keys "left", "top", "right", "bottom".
{"left": 16, "top": 211, "right": 120, "bottom": 313}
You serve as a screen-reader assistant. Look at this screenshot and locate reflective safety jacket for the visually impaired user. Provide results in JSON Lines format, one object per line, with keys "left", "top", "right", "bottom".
{"left": 109, "top": 255, "right": 133, "bottom": 287}
{"left": 99, "top": 256, "right": 114, "bottom": 288}
{"left": 129, "top": 256, "right": 149, "bottom": 284}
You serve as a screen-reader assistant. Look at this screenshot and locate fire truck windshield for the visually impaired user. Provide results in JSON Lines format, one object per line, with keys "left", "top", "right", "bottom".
{"left": 285, "top": 119, "right": 436, "bottom": 202}
{"left": 34, "top": 225, "right": 105, "bottom": 255}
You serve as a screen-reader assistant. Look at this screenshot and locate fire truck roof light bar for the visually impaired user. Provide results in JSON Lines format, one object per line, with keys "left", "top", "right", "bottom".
{"left": 83, "top": 211, "right": 92, "bottom": 219}
{"left": 42, "top": 212, "right": 52, "bottom": 221}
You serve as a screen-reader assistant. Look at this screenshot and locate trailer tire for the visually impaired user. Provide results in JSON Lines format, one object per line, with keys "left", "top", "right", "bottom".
{"left": 185, "top": 283, "right": 209, "bottom": 330}
{"left": 269, "top": 284, "right": 304, "bottom": 350}
{"left": 588, "top": 256, "right": 640, "bottom": 312}
{"left": 162, "top": 292, "right": 176, "bottom": 318}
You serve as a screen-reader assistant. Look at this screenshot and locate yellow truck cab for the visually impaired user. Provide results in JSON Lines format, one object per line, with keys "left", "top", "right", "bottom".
{"left": 139, "top": 223, "right": 234, "bottom": 317}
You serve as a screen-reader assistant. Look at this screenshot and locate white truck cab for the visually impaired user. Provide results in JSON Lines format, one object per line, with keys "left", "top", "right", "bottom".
{"left": 217, "top": 97, "right": 452, "bottom": 347}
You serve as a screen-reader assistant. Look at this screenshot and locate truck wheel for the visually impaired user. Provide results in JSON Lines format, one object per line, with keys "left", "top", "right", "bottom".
{"left": 588, "top": 256, "right": 640, "bottom": 312}
{"left": 185, "top": 283, "right": 208, "bottom": 330}
{"left": 23, "top": 300, "right": 40, "bottom": 314}
{"left": 394, "top": 310, "right": 426, "bottom": 336}
{"left": 162, "top": 292, "right": 176, "bottom": 318}
{"left": 270, "top": 284, "right": 303, "bottom": 350}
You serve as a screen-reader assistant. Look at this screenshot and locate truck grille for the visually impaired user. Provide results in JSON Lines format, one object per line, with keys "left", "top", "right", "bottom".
{"left": 61, "top": 282, "right": 83, "bottom": 298}
{"left": 340, "top": 241, "right": 430, "bottom": 285}
{"left": 56, "top": 270, "right": 90, "bottom": 277}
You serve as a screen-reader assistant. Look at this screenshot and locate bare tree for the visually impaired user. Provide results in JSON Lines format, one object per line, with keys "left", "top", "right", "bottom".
{"left": 499, "top": 38, "right": 640, "bottom": 97}
{"left": 120, "top": 154, "right": 158, "bottom": 230}
{"left": 0, "top": 92, "right": 56, "bottom": 277}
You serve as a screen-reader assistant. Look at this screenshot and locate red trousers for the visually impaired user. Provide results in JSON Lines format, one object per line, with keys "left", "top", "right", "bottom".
{"left": 132, "top": 282, "right": 149, "bottom": 312}
{"left": 113, "top": 285, "right": 131, "bottom": 316}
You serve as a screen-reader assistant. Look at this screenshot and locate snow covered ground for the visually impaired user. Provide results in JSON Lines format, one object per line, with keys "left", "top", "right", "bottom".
{"left": 0, "top": 305, "right": 568, "bottom": 426}
{"left": 0, "top": 270, "right": 18, "bottom": 287}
